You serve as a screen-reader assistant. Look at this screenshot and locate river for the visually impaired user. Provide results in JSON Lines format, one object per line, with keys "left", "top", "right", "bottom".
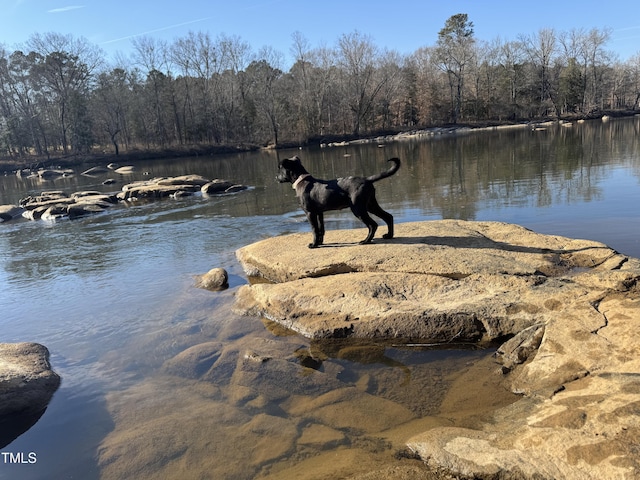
{"left": 1, "top": 117, "right": 639, "bottom": 479}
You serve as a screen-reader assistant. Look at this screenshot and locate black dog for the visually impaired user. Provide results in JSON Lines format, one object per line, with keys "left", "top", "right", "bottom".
{"left": 276, "top": 156, "right": 400, "bottom": 248}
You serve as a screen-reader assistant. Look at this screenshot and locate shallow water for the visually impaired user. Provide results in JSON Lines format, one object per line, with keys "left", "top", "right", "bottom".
{"left": 1, "top": 117, "right": 640, "bottom": 479}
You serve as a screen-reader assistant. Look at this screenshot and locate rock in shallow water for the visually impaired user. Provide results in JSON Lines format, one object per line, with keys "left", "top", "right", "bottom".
{"left": 0, "top": 342, "right": 61, "bottom": 449}
{"left": 0, "top": 205, "right": 24, "bottom": 222}
{"left": 194, "top": 268, "right": 229, "bottom": 291}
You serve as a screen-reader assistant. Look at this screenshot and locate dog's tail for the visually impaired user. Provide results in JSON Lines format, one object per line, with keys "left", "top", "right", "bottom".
{"left": 367, "top": 158, "right": 401, "bottom": 183}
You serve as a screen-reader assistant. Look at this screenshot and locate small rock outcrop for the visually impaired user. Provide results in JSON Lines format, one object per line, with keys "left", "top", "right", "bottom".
{"left": 0, "top": 343, "right": 61, "bottom": 448}
{"left": 117, "top": 175, "right": 210, "bottom": 200}
{"left": 2, "top": 173, "right": 250, "bottom": 224}
{"left": 117, "top": 175, "right": 247, "bottom": 201}
{"left": 19, "top": 190, "right": 117, "bottom": 221}
{"left": 194, "top": 268, "right": 229, "bottom": 291}
{"left": 234, "top": 220, "right": 640, "bottom": 479}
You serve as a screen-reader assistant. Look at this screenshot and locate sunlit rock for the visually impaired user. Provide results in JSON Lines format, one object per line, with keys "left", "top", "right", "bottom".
{"left": 201, "top": 179, "right": 234, "bottom": 194}
{"left": 234, "top": 219, "right": 640, "bottom": 479}
{"left": 119, "top": 175, "right": 209, "bottom": 200}
{"left": 19, "top": 190, "right": 116, "bottom": 221}
{"left": 194, "top": 268, "right": 229, "bottom": 291}
{"left": 114, "top": 165, "right": 135, "bottom": 174}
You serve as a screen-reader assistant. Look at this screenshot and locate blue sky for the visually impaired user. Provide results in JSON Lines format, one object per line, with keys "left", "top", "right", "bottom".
{"left": 2, "top": 0, "right": 640, "bottom": 65}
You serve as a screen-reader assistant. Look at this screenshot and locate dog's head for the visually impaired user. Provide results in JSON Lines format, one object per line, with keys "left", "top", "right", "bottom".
{"left": 276, "top": 155, "right": 308, "bottom": 184}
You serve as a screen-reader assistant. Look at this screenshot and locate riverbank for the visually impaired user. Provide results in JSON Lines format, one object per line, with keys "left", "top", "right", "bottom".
{"left": 2, "top": 110, "right": 637, "bottom": 173}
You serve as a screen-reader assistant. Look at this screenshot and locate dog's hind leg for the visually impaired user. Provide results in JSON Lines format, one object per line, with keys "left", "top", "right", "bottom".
{"left": 367, "top": 196, "right": 394, "bottom": 239}
{"left": 351, "top": 206, "right": 378, "bottom": 244}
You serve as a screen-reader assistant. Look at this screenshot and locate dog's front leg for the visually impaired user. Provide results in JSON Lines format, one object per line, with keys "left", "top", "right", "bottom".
{"left": 306, "top": 212, "right": 323, "bottom": 248}
{"left": 317, "top": 213, "right": 325, "bottom": 245}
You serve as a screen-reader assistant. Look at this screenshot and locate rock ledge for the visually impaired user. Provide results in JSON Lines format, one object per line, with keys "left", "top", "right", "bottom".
{"left": 235, "top": 220, "right": 640, "bottom": 479}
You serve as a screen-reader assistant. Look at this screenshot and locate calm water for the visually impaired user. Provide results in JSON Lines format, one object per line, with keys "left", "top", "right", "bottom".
{"left": 1, "top": 117, "right": 639, "bottom": 479}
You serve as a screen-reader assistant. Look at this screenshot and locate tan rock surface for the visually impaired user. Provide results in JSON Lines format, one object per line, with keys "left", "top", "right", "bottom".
{"left": 234, "top": 220, "right": 640, "bottom": 479}
{"left": 194, "top": 267, "right": 229, "bottom": 291}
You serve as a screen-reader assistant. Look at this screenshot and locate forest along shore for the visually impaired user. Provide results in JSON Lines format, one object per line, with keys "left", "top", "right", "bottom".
{"left": 1, "top": 111, "right": 636, "bottom": 173}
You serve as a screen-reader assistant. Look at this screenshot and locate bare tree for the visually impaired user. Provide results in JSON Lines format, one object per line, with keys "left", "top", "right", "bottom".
{"left": 27, "top": 33, "right": 103, "bottom": 153}
{"left": 336, "top": 31, "right": 387, "bottom": 135}
{"left": 559, "top": 27, "right": 612, "bottom": 112}
{"left": 409, "top": 46, "right": 445, "bottom": 124}
{"left": 245, "top": 46, "right": 285, "bottom": 146}
{"left": 436, "top": 14, "right": 476, "bottom": 123}
{"left": 216, "top": 34, "right": 252, "bottom": 141}
{"left": 630, "top": 52, "right": 640, "bottom": 109}
{"left": 520, "top": 28, "right": 558, "bottom": 115}
{"left": 494, "top": 39, "right": 526, "bottom": 119}
{"left": 132, "top": 36, "right": 178, "bottom": 145}
{"left": 583, "top": 28, "right": 613, "bottom": 111}
{"left": 289, "top": 31, "right": 335, "bottom": 140}
{"left": 171, "top": 31, "right": 225, "bottom": 143}
{"left": 92, "top": 68, "right": 132, "bottom": 154}
{"left": 376, "top": 49, "right": 403, "bottom": 129}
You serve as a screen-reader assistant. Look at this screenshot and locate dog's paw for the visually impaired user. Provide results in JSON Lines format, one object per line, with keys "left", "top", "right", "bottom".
{"left": 382, "top": 233, "right": 394, "bottom": 239}
{"left": 308, "top": 243, "right": 319, "bottom": 249}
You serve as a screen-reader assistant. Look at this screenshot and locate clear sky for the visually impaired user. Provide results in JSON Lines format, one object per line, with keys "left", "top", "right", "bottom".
{"left": 2, "top": 0, "right": 640, "bottom": 65}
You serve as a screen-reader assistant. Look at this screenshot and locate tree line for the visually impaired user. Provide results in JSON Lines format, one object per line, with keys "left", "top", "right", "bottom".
{"left": 1, "top": 14, "right": 639, "bottom": 159}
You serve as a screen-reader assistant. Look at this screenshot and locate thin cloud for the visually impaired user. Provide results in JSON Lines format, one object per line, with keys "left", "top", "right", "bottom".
{"left": 101, "top": 17, "right": 213, "bottom": 45}
{"left": 48, "top": 5, "right": 85, "bottom": 13}
{"left": 615, "top": 25, "right": 640, "bottom": 32}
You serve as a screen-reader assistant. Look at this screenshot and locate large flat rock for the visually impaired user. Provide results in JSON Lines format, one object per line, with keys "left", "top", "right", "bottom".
{"left": 236, "top": 220, "right": 616, "bottom": 283}
{"left": 234, "top": 220, "right": 640, "bottom": 479}
{"left": 235, "top": 220, "right": 627, "bottom": 344}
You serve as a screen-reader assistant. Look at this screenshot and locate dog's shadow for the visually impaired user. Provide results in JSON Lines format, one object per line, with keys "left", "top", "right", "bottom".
{"left": 318, "top": 235, "right": 608, "bottom": 257}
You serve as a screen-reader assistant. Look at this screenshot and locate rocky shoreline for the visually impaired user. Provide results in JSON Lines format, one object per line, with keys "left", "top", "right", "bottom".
{"left": 235, "top": 220, "right": 640, "bottom": 479}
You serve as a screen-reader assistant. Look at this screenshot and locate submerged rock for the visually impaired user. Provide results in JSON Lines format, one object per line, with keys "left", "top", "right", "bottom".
{"left": 234, "top": 220, "right": 640, "bottom": 479}
{"left": 0, "top": 205, "right": 24, "bottom": 222}
{"left": 81, "top": 166, "right": 109, "bottom": 175}
{"left": 37, "top": 168, "right": 73, "bottom": 179}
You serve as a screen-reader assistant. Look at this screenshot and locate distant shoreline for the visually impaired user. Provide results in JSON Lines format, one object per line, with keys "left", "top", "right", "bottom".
{"left": 2, "top": 110, "right": 637, "bottom": 173}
